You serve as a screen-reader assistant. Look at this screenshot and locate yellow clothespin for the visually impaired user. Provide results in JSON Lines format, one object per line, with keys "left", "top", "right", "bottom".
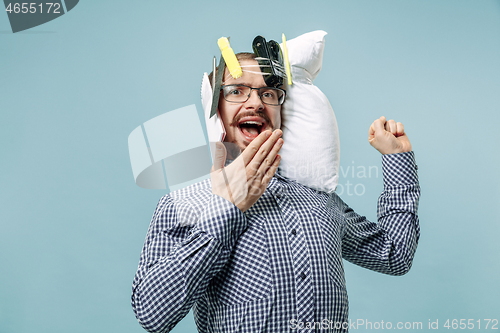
{"left": 218, "top": 37, "right": 242, "bottom": 79}
{"left": 282, "top": 33, "right": 292, "bottom": 86}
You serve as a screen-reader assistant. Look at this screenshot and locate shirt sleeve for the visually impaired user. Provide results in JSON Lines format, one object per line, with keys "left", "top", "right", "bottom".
{"left": 341, "top": 151, "right": 420, "bottom": 276}
{"left": 131, "top": 193, "right": 247, "bottom": 333}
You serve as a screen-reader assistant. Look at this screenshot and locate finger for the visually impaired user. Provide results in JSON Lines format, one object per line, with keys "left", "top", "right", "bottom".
{"left": 248, "top": 129, "right": 282, "bottom": 170}
{"left": 387, "top": 119, "right": 397, "bottom": 134}
{"left": 255, "top": 137, "right": 283, "bottom": 177}
{"left": 373, "top": 118, "right": 385, "bottom": 135}
{"left": 262, "top": 154, "right": 281, "bottom": 186}
{"left": 384, "top": 120, "right": 390, "bottom": 132}
{"left": 240, "top": 130, "right": 273, "bottom": 166}
{"left": 368, "top": 122, "right": 375, "bottom": 137}
{"left": 211, "top": 142, "right": 227, "bottom": 171}
{"left": 266, "top": 138, "right": 283, "bottom": 164}
{"left": 396, "top": 122, "right": 405, "bottom": 136}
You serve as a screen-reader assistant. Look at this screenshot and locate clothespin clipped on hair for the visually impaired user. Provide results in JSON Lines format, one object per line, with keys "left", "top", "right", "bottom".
{"left": 282, "top": 33, "right": 292, "bottom": 86}
{"left": 218, "top": 37, "right": 242, "bottom": 79}
{"left": 210, "top": 54, "right": 225, "bottom": 118}
{"left": 252, "top": 35, "right": 284, "bottom": 87}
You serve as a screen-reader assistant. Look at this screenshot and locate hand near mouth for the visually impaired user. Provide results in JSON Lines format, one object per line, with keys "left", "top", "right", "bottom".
{"left": 211, "top": 129, "right": 283, "bottom": 212}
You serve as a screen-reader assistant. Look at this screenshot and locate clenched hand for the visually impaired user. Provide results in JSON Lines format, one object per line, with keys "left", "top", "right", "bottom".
{"left": 369, "top": 116, "right": 412, "bottom": 155}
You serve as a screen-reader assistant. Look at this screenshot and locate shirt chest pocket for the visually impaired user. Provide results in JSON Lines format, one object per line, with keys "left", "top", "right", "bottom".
{"left": 210, "top": 214, "right": 272, "bottom": 306}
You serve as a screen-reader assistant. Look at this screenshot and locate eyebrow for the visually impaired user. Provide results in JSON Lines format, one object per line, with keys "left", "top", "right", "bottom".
{"left": 223, "top": 82, "right": 268, "bottom": 89}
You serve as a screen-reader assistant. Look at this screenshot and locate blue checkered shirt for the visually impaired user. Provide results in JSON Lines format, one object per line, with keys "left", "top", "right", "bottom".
{"left": 132, "top": 151, "right": 420, "bottom": 332}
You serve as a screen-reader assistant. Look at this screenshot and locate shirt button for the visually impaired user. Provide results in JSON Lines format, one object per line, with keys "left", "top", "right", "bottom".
{"left": 291, "top": 229, "right": 297, "bottom": 235}
{"left": 300, "top": 272, "right": 306, "bottom": 280}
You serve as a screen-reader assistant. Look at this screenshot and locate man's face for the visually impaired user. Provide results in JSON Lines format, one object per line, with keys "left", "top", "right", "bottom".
{"left": 219, "top": 59, "right": 282, "bottom": 153}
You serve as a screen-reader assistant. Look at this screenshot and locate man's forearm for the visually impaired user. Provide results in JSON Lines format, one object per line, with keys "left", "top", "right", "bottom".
{"left": 377, "top": 151, "right": 420, "bottom": 274}
{"left": 342, "top": 151, "right": 420, "bottom": 275}
{"left": 132, "top": 232, "right": 228, "bottom": 333}
{"left": 131, "top": 193, "right": 248, "bottom": 333}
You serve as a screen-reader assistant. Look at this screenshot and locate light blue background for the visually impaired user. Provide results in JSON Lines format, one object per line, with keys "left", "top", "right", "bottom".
{"left": 1, "top": 1, "right": 499, "bottom": 332}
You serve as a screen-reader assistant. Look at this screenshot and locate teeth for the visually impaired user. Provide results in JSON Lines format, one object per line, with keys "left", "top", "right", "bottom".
{"left": 240, "top": 121, "right": 263, "bottom": 126}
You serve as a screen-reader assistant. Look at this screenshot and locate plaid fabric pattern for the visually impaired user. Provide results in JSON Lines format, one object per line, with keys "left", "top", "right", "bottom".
{"left": 132, "top": 152, "right": 420, "bottom": 332}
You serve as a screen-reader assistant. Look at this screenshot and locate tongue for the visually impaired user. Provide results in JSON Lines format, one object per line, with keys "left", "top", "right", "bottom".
{"left": 241, "top": 126, "right": 259, "bottom": 138}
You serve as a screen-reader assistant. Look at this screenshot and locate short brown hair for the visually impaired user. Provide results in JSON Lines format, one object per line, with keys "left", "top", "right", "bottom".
{"left": 208, "top": 52, "right": 257, "bottom": 88}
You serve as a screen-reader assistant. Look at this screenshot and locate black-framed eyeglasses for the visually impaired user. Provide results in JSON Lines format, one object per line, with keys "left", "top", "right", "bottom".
{"left": 221, "top": 84, "right": 286, "bottom": 106}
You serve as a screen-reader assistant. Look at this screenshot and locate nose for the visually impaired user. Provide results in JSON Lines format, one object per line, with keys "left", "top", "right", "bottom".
{"left": 244, "top": 89, "right": 264, "bottom": 110}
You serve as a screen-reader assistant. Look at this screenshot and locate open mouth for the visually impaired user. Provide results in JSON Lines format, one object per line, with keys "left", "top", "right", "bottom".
{"left": 237, "top": 117, "right": 266, "bottom": 141}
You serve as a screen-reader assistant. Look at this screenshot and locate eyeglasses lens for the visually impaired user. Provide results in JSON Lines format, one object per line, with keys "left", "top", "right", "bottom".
{"left": 222, "top": 85, "right": 284, "bottom": 105}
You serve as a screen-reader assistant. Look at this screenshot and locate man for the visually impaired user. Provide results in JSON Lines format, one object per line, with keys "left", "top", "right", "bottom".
{"left": 131, "top": 53, "right": 420, "bottom": 332}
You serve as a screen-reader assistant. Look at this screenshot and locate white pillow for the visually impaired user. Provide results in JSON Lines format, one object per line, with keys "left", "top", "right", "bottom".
{"left": 279, "top": 30, "right": 340, "bottom": 193}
